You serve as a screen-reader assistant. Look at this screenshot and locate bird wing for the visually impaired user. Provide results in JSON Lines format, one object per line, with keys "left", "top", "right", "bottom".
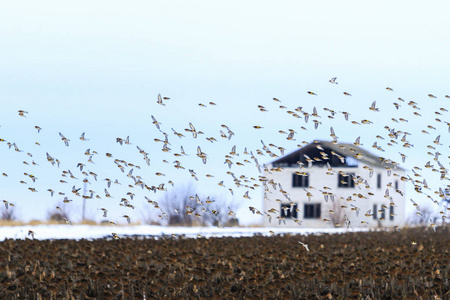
{"left": 435, "top": 135, "right": 441, "bottom": 143}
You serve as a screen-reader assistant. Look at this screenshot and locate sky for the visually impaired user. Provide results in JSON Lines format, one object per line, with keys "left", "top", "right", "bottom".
{"left": 0, "top": 1, "right": 449, "bottom": 225}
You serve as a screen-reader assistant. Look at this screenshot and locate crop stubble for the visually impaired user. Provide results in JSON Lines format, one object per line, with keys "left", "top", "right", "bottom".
{"left": 0, "top": 227, "right": 449, "bottom": 299}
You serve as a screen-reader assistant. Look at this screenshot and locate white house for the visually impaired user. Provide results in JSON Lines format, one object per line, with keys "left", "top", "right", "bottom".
{"left": 262, "top": 140, "right": 406, "bottom": 228}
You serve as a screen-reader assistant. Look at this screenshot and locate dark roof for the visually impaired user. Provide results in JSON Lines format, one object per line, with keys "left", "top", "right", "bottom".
{"left": 271, "top": 140, "right": 404, "bottom": 170}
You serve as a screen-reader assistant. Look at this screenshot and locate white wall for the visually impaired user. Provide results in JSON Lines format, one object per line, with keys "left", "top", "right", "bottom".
{"left": 262, "top": 163, "right": 406, "bottom": 228}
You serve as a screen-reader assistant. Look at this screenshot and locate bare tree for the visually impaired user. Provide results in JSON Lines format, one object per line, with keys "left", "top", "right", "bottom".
{"left": 329, "top": 198, "right": 345, "bottom": 228}
{"left": 0, "top": 205, "right": 17, "bottom": 221}
{"left": 140, "top": 205, "right": 164, "bottom": 226}
{"left": 47, "top": 202, "right": 72, "bottom": 223}
{"left": 157, "top": 185, "right": 199, "bottom": 226}
{"left": 157, "top": 185, "right": 240, "bottom": 226}
{"left": 406, "top": 206, "right": 436, "bottom": 226}
{"left": 201, "top": 195, "right": 240, "bottom": 227}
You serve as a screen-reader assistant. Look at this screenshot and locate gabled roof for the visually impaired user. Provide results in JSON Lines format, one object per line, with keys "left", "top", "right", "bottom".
{"left": 271, "top": 140, "right": 404, "bottom": 170}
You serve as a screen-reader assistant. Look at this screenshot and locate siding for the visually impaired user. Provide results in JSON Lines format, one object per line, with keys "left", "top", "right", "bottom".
{"left": 263, "top": 163, "right": 406, "bottom": 228}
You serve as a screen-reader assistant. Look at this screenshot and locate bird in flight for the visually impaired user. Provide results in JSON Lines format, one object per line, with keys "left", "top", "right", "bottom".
{"left": 123, "top": 215, "right": 131, "bottom": 224}
{"left": 18, "top": 110, "right": 28, "bottom": 117}
{"left": 99, "top": 208, "right": 108, "bottom": 218}
{"left": 79, "top": 132, "right": 89, "bottom": 141}
{"left": 298, "top": 241, "right": 310, "bottom": 251}
{"left": 59, "top": 133, "right": 70, "bottom": 146}
{"left": 329, "top": 77, "right": 338, "bottom": 84}
{"left": 186, "top": 123, "right": 198, "bottom": 138}
{"left": 197, "top": 146, "right": 207, "bottom": 164}
{"left": 151, "top": 115, "right": 161, "bottom": 130}
{"left": 369, "top": 101, "right": 379, "bottom": 112}
{"left": 157, "top": 93, "right": 166, "bottom": 106}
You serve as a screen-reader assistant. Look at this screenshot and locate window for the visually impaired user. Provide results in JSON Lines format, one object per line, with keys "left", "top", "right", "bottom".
{"left": 281, "top": 203, "right": 298, "bottom": 219}
{"left": 292, "top": 173, "right": 309, "bottom": 187}
{"left": 389, "top": 206, "right": 394, "bottom": 221}
{"left": 394, "top": 181, "right": 399, "bottom": 190}
{"left": 377, "top": 174, "right": 382, "bottom": 189}
{"left": 380, "top": 207, "right": 386, "bottom": 220}
{"left": 304, "top": 203, "right": 321, "bottom": 219}
{"left": 373, "top": 204, "right": 377, "bottom": 219}
{"left": 345, "top": 156, "right": 359, "bottom": 167}
{"left": 338, "top": 173, "right": 355, "bottom": 188}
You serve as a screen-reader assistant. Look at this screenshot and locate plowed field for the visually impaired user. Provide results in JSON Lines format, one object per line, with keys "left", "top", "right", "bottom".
{"left": 0, "top": 227, "right": 449, "bottom": 299}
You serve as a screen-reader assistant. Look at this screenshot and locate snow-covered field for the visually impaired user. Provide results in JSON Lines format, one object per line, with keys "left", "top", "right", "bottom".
{"left": 0, "top": 225, "right": 370, "bottom": 241}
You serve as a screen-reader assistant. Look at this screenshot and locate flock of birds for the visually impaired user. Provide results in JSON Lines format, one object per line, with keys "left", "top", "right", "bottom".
{"left": 1, "top": 77, "right": 449, "bottom": 240}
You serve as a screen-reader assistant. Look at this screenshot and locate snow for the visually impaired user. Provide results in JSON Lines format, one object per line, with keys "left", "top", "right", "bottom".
{"left": 0, "top": 224, "right": 370, "bottom": 241}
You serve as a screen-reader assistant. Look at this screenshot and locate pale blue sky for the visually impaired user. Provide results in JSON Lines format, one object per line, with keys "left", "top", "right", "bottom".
{"left": 0, "top": 1, "right": 449, "bottom": 225}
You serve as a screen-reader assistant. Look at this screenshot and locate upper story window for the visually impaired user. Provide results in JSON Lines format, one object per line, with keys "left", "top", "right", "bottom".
{"left": 345, "top": 156, "right": 359, "bottom": 167}
{"left": 292, "top": 173, "right": 309, "bottom": 188}
{"left": 377, "top": 174, "right": 382, "bottom": 189}
{"left": 273, "top": 162, "right": 291, "bottom": 168}
{"left": 338, "top": 172, "right": 355, "bottom": 188}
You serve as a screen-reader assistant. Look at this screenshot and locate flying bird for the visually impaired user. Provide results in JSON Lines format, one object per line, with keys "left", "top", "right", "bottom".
{"left": 151, "top": 115, "right": 161, "bottom": 130}
{"left": 369, "top": 101, "right": 379, "bottom": 112}
{"left": 59, "top": 133, "right": 70, "bottom": 146}
{"left": 18, "top": 110, "right": 28, "bottom": 117}
{"left": 298, "top": 241, "right": 310, "bottom": 251}
{"left": 157, "top": 93, "right": 166, "bottom": 106}
{"left": 79, "top": 132, "right": 89, "bottom": 141}
{"left": 329, "top": 77, "right": 338, "bottom": 84}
